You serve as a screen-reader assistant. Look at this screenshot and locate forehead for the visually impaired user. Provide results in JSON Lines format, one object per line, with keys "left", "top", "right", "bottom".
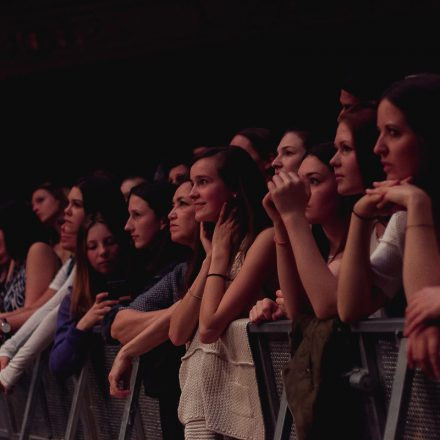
{"left": 128, "top": 194, "right": 151, "bottom": 211}
{"left": 32, "top": 188, "right": 52, "bottom": 199}
{"left": 299, "top": 155, "right": 330, "bottom": 176}
{"left": 190, "top": 157, "right": 220, "bottom": 179}
{"left": 69, "top": 186, "right": 82, "bottom": 200}
{"left": 335, "top": 122, "right": 353, "bottom": 141}
{"left": 87, "top": 222, "right": 112, "bottom": 240}
{"left": 340, "top": 89, "right": 360, "bottom": 106}
{"left": 377, "top": 99, "right": 407, "bottom": 125}
{"left": 230, "top": 134, "right": 252, "bottom": 149}
{"left": 174, "top": 181, "right": 192, "bottom": 199}
{"left": 278, "top": 132, "right": 304, "bottom": 149}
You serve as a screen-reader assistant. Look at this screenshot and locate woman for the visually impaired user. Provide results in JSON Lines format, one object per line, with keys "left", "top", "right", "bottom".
{"left": 0, "top": 202, "right": 60, "bottom": 314}
{"left": 108, "top": 181, "right": 199, "bottom": 440}
{"left": 31, "top": 182, "right": 69, "bottom": 263}
{"left": 0, "top": 175, "right": 126, "bottom": 391}
{"left": 168, "top": 147, "right": 275, "bottom": 439}
{"left": 336, "top": 74, "right": 440, "bottom": 377}
{"left": 50, "top": 211, "right": 129, "bottom": 377}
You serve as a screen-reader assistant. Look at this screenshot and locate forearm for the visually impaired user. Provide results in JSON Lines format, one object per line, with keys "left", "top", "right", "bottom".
{"left": 2, "top": 309, "right": 37, "bottom": 332}
{"left": 111, "top": 309, "right": 168, "bottom": 345}
{"left": 274, "top": 222, "right": 305, "bottom": 319}
{"left": 283, "top": 214, "right": 338, "bottom": 319}
{"left": 337, "top": 214, "right": 375, "bottom": 322}
{"left": 119, "top": 303, "right": 178, "bottom": 359}
{"left": 404, "top": 196, "right": 440, "bottom": 297}
{"left": 169, "top": 256, "right": 211, "bottom": 345}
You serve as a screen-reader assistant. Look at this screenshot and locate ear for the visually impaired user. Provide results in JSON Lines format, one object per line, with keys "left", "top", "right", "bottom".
{"left": 159, "top": 218, "right": 168, "bottom": 230}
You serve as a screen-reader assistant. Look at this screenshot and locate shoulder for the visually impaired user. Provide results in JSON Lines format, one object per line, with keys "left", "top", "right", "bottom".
{"left": 248, "top": 228, "right": 275, "bottom": 252}
{"left": 27, "top": 242, "right": 57, "bottom": 261}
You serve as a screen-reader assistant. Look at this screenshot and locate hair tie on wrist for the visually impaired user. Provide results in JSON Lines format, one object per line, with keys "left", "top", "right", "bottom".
{"left": 406, "top": 224, "right": 434, "bottom": 229}
{"left": 352, "top": 210, "right": 375, "bottom": 221}
{"left": 206, "top": 273, "right": 229, "bottom": 281}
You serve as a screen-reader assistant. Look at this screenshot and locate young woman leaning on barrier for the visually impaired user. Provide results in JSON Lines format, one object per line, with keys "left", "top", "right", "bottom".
{"left": 336, "top": 73, "right": 440, "bottom": 378}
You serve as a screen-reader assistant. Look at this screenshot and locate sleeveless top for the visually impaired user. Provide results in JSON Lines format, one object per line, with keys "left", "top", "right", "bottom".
{"left": 1, "top": 261, "right": 26, "bottom": 312}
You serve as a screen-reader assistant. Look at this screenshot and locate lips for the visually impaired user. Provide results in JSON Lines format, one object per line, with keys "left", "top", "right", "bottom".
{"left": 381, "top": 162, "right": 392, "bottom": 173}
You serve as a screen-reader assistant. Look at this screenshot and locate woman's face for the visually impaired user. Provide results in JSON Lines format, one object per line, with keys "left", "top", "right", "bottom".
{"left": 61, "top": 187, "right": 85, "bottom": 251}
{"left": 374, "top": 99, "right": 423, "bottom": 180}
{"left": 190, "top": 157, "right": 233, "bottom": 222}
{"left": 168, "top": 182, "right": 197, "bottom": 247}
{"left": 299, "top": 156, "right": 340, "bottom": 224}
{"left": 272, "top": 132, "right": 306, "bottom": 174}
{"left": 86, "top": 223, "right": 120, "bottom": 275}
{"left": 331, "top": 122, "right": 364, "bottom": 195}
{"left": 32, "top": 189, "right": 61, "bottom": 224}
{"left": 125, "top": 195, "right": 163, "bottom": 249}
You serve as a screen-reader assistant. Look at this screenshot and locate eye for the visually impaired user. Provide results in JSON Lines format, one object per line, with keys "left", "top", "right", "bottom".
{"left": 87, "top": 242, "right": 97, "bottom": 250}
{"left": 387, "top": 127, "right": 399, "bottom": 137}
{"left": 104, "top": 237, "right": 116, "bottom": 246}
{"left": 309, "top": 178, "right": 320, "bottom": 185}
{"left": 341, "top": 143, "right": 353, "bottom": 153}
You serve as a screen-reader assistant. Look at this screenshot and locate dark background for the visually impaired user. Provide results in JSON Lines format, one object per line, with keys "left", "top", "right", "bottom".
{"left": 2, "top": 0, "right": 440, "bottom": 202}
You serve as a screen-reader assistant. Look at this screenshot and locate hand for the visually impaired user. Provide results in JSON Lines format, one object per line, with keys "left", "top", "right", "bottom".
{"left": 262, "top": 192, "right": 281, "bottom": 225}
{"left": 275, "top": 289, "right": 286, "bottom": 315}
{"left": 200, "top": 222, "right": 212, "bottom": 256}
{"left": 0, "top": 356, "right": 10, "bottom": 371}
{"left": 211, "top": 203, "right": 239, "bottom": 259}
{"left": 366, "top": 180, "right": 429, "bottom": 212}
{"left": 405, "top": 287, "right": 440, "bottom": 336}
{"left": 268, "top": 171, "right": 310, "bottom": 218}
{"left": 76, "top": 292, "right": 119, "bottom": 331}
{"left": 108, "top": 351, "right": 132, "bottom": 398}
{"left": 249, "top": 298, "right": 286, "bottom": 324}
{"left": 407, "top": 324, "right": 440, "bottom": 379}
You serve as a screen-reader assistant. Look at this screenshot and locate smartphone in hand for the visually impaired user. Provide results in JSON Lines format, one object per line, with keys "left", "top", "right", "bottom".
{"left": 106, "top": 279, "right": 130, "bottom": 301}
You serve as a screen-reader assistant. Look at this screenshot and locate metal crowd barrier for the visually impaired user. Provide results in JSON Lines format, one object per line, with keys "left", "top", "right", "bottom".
{"left": 1, "top": 319, "right": 440, "bottom": 440}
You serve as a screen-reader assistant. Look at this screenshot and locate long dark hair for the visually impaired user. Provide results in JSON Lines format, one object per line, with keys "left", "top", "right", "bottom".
{"left": 381, "top": 73, "right": 440, "bottom": 222}
{"left": 71, "top": 211, "right": 130, "bottom": 318}
{"left": 338, "top": 106, "right": 385, "bottom": 189}
{"left": 192, "top": 146, "right": 271, "bottom": 257}
{"left": 305, "top": 142, "right": 350, "bottom": 262}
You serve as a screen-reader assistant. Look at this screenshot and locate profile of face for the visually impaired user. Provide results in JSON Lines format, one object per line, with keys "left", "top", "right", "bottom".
{"left": 86, "top": 223, "right": 120, "bottom": 275}
{"left": 32, "top": 189, "right": 61, "bottom": 225}
{"left": 61, "top": 187, "right": 86, "bottom": 251}
{"left": 330, "top": 122, "right": 364, "bottom": 195}
{"left": 374, "top": 99, "right": 422, "bottom": 180}
{"left": 125, "top": 195, "right": 165, "bottom": 249}
{"left": 338, "top": 89, "right": 361, "bottom": 119}
{"left": 190, "top": 156, "right": 233, "bottom": 223}
{"left": 299, "top": 156, "right": 340, "bottom": 224}
{"left": 120, "top": 177, "right": 146, "bottom": 202}
{"left": 272, "top": 132, "right": 306, "bottom": 174}
{"left": 0, "top": 230, "right": 10, "bottom": 266}
{"left": 230, "top": 134, "right": 261, "bottom": 164}
{"left": 169, "top": 164, "right": 189, "bottom": 185}
{"left": 168, "top": 182, "right": 197, "bottom": 247}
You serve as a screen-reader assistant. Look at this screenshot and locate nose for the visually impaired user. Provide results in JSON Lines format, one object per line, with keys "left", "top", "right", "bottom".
{"left": 373, "top": 134, "right": 386, "bottom": 157}
{"left": 64, "top": 203, "right": 72, "bottom": 217}
{"left": 168, "top": 208, "right": 177, "bottom": 220}
{"left": 124, "top": 217, "right": 133, "bottom": 232}
{"left": 189, "top": 185, "right": 199, "bottom": 200}
{"left": 329, "top": 150, "right": 340, "bottom": 168}
{"left": 98, "top": 243, "right": 109, "bottom": 257}
{"left": 272, "top": 153, "right": 281, "bottom": 170}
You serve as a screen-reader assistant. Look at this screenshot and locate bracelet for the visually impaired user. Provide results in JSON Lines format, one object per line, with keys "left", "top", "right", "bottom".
{"left": 274, "top": 237, "right": 289, "bottom": 246}
{"left": 189, "top": 291, "right": 202, "bottom": 300}
{"left": 206, "top": 273, "right": 230, "bottom": 281}
{"left": 406, "top": 224, "right": 434, "bottom": 229}
{"left": 352, "top": 210, "right": 375, "bottom": 221}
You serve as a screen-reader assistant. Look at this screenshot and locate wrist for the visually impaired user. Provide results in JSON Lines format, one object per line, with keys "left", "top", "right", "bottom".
{"left": 76, "top": 318, "right": 91, "bottom": 331}
{"left": 407, "top": 190, "right": 431, "bottom": 212}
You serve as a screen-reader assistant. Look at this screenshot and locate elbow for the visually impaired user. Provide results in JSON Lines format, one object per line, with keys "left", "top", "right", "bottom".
{"left": 314, "top": 302, "right": 338, "bottom": 321}
{"left": 337, "top": 304, "right": 360, "bottom": 324}
{"left": 168, "top": 327, "right": 189, "bottom": 346}
{"left": 110, "top": 316, "right": 125, "bottom": 344}
{"left": 199, "top": 325, "right": 221, "bottom": 344}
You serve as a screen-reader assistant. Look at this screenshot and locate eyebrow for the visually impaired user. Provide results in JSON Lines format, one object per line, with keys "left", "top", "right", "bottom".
{"left": 304, "top": 172, "right": 323, "bottom": 177}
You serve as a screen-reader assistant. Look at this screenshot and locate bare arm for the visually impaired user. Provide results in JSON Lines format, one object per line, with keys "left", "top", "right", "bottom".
{"left": 168, "top": 256, "right": 211, "bottom": 346}
{"left": 199, "top": 228, "right": 276, "bottom": 343}
{"left": 111, "top": 308, "right": 169, "bottom": 345}
{"left": 23, "top": 243, "right": 60, "bottom": 308}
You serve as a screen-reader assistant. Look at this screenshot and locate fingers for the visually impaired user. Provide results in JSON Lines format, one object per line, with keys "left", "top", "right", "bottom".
{"left": 249, "top": 299, "right": 277, "bottom": 324}
{"left": 372, "top": 179, "right": 400, "bottom": 188}
{"left": 427, "top": 331, "right": 440, "bottom": 379}
{"left": 95, "top": 292, "right": 109, "bottom": 302}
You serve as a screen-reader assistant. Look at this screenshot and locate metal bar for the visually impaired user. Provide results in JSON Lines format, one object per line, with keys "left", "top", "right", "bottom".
{"left": 18, "top": 354, "right": 43, "bottom": 440}
{"left": 248, "top": 320, "right": 293, "bottom": 334}
{"left": 118, "top": 356, "right": 142, "bottom": 440}
{"left": 1, "top": 393, "right": 17, "bottom": 436}
{"left": 273, "top": 389, "right": 293, "bottom": 440}
{"left": 383, "top": 338, "right": 414, "bottom": 440}
{"left": 64, "top": 363, "right": 90, "bottom": 440}
{"left": 351, "top": 319, "right": 404, "bottom": 334}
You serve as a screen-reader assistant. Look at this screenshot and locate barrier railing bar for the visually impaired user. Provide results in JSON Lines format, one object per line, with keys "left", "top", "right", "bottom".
{"left": 351, "top": 318, "right": 404, "bottom": 334}
{"left": 383, "top": 338, "right": 413, "bottom": 440}
{"left": 1, "top": 392, "right": 18, "bottom": 437}
{"left": 273, "top": 389, "right": 292, "bottom": 440}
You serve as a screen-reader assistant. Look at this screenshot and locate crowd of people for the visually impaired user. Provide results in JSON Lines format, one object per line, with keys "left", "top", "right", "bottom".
{"left": 1, "top": 72, "right": 440, "bottom": 439}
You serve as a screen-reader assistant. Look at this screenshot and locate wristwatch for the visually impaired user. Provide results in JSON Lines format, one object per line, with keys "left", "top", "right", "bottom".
{"left": 0, "top": 318, "right": 11, "bottom": 336}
